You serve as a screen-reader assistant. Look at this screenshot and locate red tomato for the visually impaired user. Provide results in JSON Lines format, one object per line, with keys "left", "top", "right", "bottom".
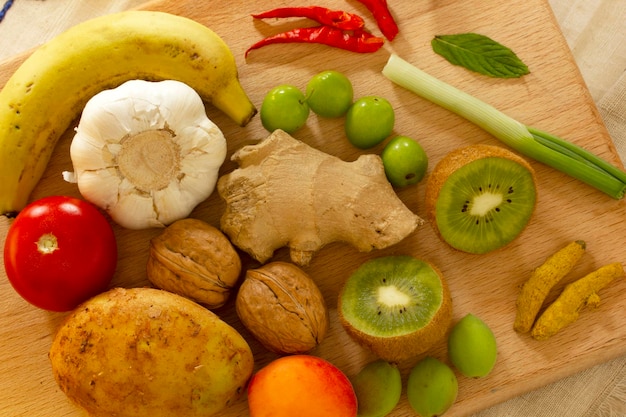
{"left": 3, "top": 195, "right": 118, "bottom": 312}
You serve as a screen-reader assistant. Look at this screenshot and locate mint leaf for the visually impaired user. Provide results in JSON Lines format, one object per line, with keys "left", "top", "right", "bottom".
{"left": 432, "top": 33, "right": 530, "bottom": 78}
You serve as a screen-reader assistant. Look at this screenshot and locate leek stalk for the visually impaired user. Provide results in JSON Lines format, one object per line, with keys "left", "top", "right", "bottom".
{"left": 382, "top": 54, "right": 626, "bottom": 199}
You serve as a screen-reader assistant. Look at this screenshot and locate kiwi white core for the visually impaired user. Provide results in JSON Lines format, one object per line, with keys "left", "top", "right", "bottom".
{"left": 470, "top": 192, "right": 503, "bottom": 216}
{"left": 378, "top": 285, "right": 411, "bottom": 307}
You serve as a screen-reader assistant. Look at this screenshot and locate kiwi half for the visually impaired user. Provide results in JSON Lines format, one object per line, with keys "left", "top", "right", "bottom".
{"left": 338, "top": 256, "right": 452, "bottom": 363}
{"left": 425, "top": 144, "right": 537, "bottom": 254}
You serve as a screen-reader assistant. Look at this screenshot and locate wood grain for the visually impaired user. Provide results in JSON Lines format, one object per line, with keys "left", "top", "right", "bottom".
{"left": 1, "top": 0, "right": 625, "bottom": 416}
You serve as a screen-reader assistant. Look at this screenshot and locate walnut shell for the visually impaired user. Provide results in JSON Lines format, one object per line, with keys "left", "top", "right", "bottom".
{"left": 147, "top": 218, "right": 241, "bottom": 309}
{"left": 236, "top": 262, "right": 329, "bottom": 354}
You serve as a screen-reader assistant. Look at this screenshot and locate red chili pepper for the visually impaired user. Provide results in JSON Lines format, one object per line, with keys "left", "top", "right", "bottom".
{"left": 252, "top": 6, "right": 365, "bottom": 31}
{"left": 245, "top": 26, "right": 384, "bottom": 58}
{"left": 355, "top": 0, "right": 399, "bottom": 41}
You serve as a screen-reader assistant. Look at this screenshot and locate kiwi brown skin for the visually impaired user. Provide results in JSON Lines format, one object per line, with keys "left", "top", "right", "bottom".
{"left": 424, "top": 144, "right": 537, "bottom": 254}
{"left": 337, "top": 258, "right": 453, "bottom": 363}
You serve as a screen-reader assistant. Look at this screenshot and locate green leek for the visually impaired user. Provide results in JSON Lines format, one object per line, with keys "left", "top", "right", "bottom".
{"left": 382, "top": 53, "right": 626, "bottom": 199}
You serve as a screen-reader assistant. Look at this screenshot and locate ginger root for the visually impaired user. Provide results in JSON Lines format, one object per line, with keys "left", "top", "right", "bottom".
{"left": 217, "top": 130, "right": 423, "bottom": 266}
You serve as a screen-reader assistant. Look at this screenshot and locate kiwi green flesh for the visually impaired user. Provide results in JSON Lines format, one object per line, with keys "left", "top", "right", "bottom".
{"left": 435, "top": 156, "right": 536, "bottom": 254}
{"left": 339, "top": 256, "right": 444, "bottom": 337}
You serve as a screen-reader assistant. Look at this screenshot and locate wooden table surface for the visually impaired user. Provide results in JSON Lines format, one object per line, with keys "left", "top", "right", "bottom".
{"left": 1, "top": 0, "right": 625, "bottom": 416}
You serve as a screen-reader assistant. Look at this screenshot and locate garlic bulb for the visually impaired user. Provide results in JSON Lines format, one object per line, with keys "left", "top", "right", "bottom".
{"left": 68, "top": 79, "right": 227, "bottom": 229}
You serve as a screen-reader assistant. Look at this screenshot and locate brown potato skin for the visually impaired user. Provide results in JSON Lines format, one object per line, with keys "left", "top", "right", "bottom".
{"left": 49, "top": 287, "right": 254, "bottom": 417}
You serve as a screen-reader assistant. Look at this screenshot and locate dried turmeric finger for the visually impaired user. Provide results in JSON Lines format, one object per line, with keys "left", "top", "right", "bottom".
{"left": 514, "top": 240, "right": 586, "bottom": 333}
{"left": 530, "top": 262, "right": 624, "bottom": 340}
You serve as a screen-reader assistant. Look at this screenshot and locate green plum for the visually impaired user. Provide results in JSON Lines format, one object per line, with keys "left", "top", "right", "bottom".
{"left": 345, "top": 96, "right": 395, "bottom": 149}
{"left": 350, "top": 360, "right": 401, "bottom": 417}
{"left": 381, "top": 136, "right": 428, "bottom": 187}
{"left": 260, "top": 84, "right": 310, "bottom": 134}
{"left": 448, "top": 313, "right": 498, "bottom": 378}
{"left": 407, "top": 357, "right": 458, "bottom": 417}
{"left": 306, "top": 70, "right": 353, "bottom": 118}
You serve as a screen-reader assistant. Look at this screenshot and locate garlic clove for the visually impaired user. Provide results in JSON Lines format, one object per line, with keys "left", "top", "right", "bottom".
{"left": 69, "top": 79, "right": 227, "bottom": 229}
{"left": 112, "top": 190, "right": 162, "bottom": 229}
{"left": 75, "top": 169, "right": 122, "bottom": 210}
{"left": 78, "top": 100, "right": 138, "bottom": 142}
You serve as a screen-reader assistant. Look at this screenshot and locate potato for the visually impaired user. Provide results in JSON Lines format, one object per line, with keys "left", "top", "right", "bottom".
{"left": 49, "top": 287, "right": 254, "bottom": 417}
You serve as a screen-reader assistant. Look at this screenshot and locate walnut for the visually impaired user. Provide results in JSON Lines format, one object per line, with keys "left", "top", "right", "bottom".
{"left": 147, "top": 218, "right": 241, "bottom": 309}
{"left": 235, "top": 262, "right": 329, "bottom": 354}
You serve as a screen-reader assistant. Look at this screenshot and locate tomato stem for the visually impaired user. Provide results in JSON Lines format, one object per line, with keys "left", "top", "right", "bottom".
{"left": 37, "top": 233, "right": 59, "bottom": 254}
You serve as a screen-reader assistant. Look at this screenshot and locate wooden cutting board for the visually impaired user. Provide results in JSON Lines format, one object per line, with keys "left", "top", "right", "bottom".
{"left": 1, "top": 0, "right": 625, "bottom": 416}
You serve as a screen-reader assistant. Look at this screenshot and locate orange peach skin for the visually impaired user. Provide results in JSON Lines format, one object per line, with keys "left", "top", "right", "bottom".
{"left": 247, "top": 355, "right": 358, "bottom": 417}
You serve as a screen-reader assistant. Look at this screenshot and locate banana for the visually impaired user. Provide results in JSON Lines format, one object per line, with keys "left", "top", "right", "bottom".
{"left": 0, "top": 10, "right": 257, "bottom": 216}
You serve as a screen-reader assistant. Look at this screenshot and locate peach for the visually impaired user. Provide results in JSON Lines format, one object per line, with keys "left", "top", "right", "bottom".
{"left": 247, "top": 355, "right": 358, "bottom": 417}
